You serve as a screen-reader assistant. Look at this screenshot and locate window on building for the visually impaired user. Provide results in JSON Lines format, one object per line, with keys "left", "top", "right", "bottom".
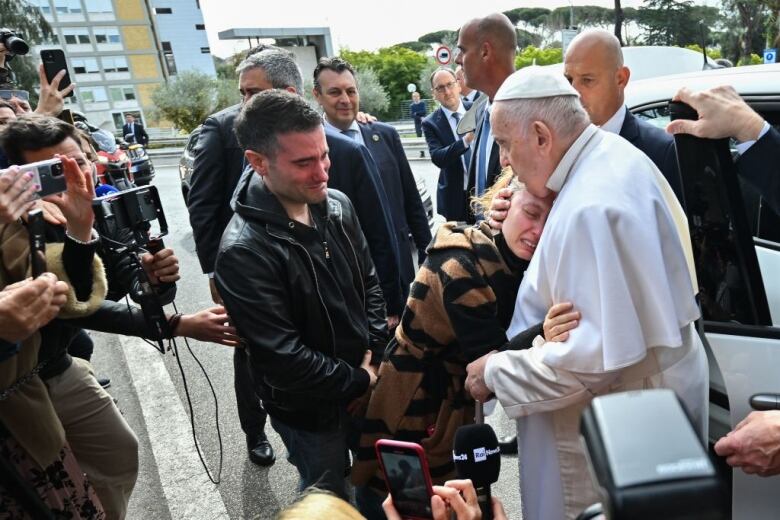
{"left": 155, "top": 7, "right": 172, "bottom": 14}
{"left": 102, "top": 56, "right": 129, "bottom": 73}
{"left": 195, "top": 24, "right": 205, "bottom": 30}
{"left": 200, "top": 47, "right": 210, "bottom": 54}
{"left": 63, "top": 28, "right": 91, "bottom": 45}
{"left": 161, "top": 41, "right": 177, "bottom": 76}
{"left": 94, "top": 27, "right": 121, "bottom": 44}
{"left": 30, "top": 0, "right": 52, "bottom": 15}
{"left": 54, "top": 0, "right": 82, "bottom": 13}
{"left": 71, "top": 57, "right": 99, "bottom": 74}
{"left": 80, "top": 86, "right": 108, "bottom": 103}
{"left": 85, "top": 0, "right": 113, "bottom": 13}
{"left": 109, "top": 85, "right": 136, "bottom": 102}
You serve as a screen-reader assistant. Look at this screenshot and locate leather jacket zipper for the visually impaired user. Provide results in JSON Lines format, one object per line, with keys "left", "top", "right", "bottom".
{"left": 266, "top": 228, "right": 337, "bottom": 357}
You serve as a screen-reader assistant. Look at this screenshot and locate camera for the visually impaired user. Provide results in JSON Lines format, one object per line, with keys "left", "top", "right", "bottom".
{"left": 1, "top": 158, "right": 67, "bottom": 198}
{"left": 0, "top": 29, "right": 29, "bottom": 57}
{"left": 93, "top": 186, "right": 172, "bottom": 349}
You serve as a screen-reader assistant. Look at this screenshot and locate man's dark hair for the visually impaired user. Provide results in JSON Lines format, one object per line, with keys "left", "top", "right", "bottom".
{"left": 313, "top": 57, "right": 355, "bottom": 92}
{"left": 0, "top": 113, "right": 80, "bottom": 165}
{"left": 430, "top": 67, "right": 456, "bottom": 87}
{"left": 234, "top": 90, "right": 323, "bottom": 157}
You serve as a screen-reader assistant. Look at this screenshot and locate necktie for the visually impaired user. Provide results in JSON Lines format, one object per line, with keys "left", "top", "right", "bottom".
{"left": 451, "top": 112, "right": 472, "bottom": 170}
{"left": 476, "top": 110, "right": 491, "bottom": 196}
{"left": 341, "top": 128, "right": 358, "bottom": 141}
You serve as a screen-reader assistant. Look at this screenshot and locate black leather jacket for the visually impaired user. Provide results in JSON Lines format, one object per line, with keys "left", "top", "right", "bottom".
{"left": 215, "top": 174, "right": 389, "bottom": 432}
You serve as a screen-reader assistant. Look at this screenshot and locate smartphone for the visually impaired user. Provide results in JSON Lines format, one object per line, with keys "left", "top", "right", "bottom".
{"left": 14, "top": 158, "right": 67, "bottom": 198}
{"left": 27, "top": 208, "right": 47, "bottom": 277}
{"left": 375, "top": 440, "right": 434, "bottom": 520}
{"left": 40, "top": 49, "right": 74, "bottom": 97}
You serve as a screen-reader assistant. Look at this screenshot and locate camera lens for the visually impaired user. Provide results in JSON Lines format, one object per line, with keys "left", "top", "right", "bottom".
{"left": 51, "top": 162, "right": 64, "bottom": 176}
{"left": 4, "top": 35, "right": 29, "bottom": 56}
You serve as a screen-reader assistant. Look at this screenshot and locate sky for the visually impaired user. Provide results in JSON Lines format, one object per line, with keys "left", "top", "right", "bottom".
{"left": 200, "top": 0, "right": 658, "bottom": 59}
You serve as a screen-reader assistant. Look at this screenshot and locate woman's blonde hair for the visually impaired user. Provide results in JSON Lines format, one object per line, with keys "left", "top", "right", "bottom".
{"left": 276, "top": 490, "right": 366, "bottom": 520}
{"left": 470, "top": 166, "right": 526, "bottom": 218}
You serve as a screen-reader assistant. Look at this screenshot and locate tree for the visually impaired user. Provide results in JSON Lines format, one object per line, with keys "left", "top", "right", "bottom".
{"left": 515, "top": 46, "right": 563, "bottom": 69}
{"left": 723, "top": 0, "right": 766, "bottom": 64}
{"left": 395, "top": 41, "right": 430, "bottom": 53}
{"left": 637, "top": 0, "right": 695, "bottom": 46}
{"left": 341, "top": 47, "right": 427, "bottom": 118}
{"left": 0, "top": 0, "right": 53, "bottom": 101}
{"left": 151, "top": 71, "right": 238, "bottom": 132}
{"left": 615, "top": 0, "right": 625, "bottom": 45}
{"left": 765, "top": 0, "right": 780, "bottom": 48}
{"left": 354, "top": 67, "right": 390, "bottom": 116}
{"left": 418, "top": 30, "right": 457, "bottom": 44}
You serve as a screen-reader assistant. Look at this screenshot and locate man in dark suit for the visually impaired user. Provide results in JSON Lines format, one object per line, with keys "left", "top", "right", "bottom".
{"left": 122, "top": 114, "right": 148, "bottom": 146}
{"left": 314, "top": 57, "right": 431, "bottom": 300}
{"left": 422, "top": 68, "right": 474, "bottom": 221}
{"left": 455, "top": 13, "right": 517, "bottom": 222}
{"left": 409, "top": 91, "right": 427, "bottom": 138}
{"left": 564, "top": 29, "right": 682, "bottom": 200}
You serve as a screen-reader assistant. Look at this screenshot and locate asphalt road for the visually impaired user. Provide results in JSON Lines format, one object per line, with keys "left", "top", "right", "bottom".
{"left": 90, "top": 158, "right": 523, "bottom": 519}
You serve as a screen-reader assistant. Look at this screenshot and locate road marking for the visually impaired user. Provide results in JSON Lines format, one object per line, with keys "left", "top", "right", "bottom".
{"left": 120, "top": 336, "right": 229, "bottom": 519}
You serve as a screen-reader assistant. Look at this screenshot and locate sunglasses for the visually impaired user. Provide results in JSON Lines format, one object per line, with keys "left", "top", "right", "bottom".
{"left": 0, "top": 90, "right": 30, "bottom": 101}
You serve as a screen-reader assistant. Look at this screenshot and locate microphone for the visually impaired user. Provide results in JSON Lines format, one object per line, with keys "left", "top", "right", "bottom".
{"left": 453, "top": 423, "right": 501, "bottom": 520}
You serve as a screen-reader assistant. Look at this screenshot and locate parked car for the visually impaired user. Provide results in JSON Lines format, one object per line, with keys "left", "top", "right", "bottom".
{"left": 179, "top": 125, "right": 444, "bottom": 233}
{"left": 626, "top": 63, "right": 780, "bottom": 519}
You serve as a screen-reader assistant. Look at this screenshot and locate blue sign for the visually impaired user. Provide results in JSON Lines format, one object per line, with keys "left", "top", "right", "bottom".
{"left": 764, "top": 48, "right": 777, "bottom": 64}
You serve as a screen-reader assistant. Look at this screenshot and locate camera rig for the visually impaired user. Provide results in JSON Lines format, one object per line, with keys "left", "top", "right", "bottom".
{"left": 92, "top": 185, "right": 171, "bottom": 351}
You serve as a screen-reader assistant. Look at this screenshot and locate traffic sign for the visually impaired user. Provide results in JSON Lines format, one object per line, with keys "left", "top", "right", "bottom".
{"left": 407, "top": 83, "right": 417, "bottom": 93}
{"left": 764, "top": 48, "right": 777, "bottom": 64}
{"left": 435, "top": 46, "right": 451, "bottom": 65}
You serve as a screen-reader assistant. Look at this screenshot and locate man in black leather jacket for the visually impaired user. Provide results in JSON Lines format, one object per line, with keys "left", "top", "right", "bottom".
{"left": 215, "top": 90, "right": 386, "bottom": 500}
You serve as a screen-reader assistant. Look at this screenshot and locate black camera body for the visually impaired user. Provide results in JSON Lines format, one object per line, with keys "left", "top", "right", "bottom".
{"left": 93, "top": 186, "right": 172, "bottom": 349}
{"left": 0, "top": 28, "right": 30, "bottom": 58}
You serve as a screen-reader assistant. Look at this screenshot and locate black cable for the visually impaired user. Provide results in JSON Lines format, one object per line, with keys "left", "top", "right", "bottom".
{"left": 123, "top": 295, "right": 163, "bottom": 352}
{"left": 169, "top": 301, "right": 224, "bottom": 485}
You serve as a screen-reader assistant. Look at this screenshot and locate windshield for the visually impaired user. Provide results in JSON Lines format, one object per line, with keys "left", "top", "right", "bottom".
{"left": 92, "top": 129, "right": 118, "bottom": 153}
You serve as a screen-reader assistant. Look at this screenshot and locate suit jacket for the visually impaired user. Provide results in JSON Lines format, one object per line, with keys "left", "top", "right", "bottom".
{"left": 358, "top": 122, "right": 432, "bottom": 289}
{"left": 619, "top": 110, "right": 682, "bottom": 202}
{"left": 122, "top": 121, "right": 149, "bottom": 146}
{"left": 422, "top": 102, "right": 472, "bottom": 222}
{"left": 738, "top": 126, "right": 780, "bottom": 215}
{"left": 188, "top": 104, "right": 244, "bottom": 275}
{"left": 465, "top": 102, "right": 501, "bottom": 222}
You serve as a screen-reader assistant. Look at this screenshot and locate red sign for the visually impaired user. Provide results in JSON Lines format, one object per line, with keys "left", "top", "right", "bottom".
{"left": 435, "top": 46, "right": 451, "bottom": 65}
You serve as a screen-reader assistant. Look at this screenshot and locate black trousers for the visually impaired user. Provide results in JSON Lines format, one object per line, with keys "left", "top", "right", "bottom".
{"left": 414, "top": 117, "right": 423, "bottom": 138}
{"left": 233, "top": 347, "right": 267, "bottom": 441}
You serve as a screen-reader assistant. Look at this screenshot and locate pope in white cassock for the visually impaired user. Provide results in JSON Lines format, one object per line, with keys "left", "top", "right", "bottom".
{"left": 464, "top": 67, "right": 709, "bottom": 520}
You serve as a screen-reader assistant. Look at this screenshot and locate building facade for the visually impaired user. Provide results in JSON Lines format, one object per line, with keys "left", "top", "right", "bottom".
{"left": 30, "top": 0, "right": 215, "bottom": 131}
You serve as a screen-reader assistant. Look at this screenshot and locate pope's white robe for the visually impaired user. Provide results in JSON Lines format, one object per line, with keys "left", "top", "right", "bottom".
{"left": 484, "top": 125, "right": 709, "bottom": 520}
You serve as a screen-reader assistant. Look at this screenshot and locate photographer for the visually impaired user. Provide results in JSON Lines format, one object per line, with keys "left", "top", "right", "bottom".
{"left": 1, "top": 114, "right": 237, "bottom": 518}
{"left": 0, "top": 156, "right": 105, "bottom": 515}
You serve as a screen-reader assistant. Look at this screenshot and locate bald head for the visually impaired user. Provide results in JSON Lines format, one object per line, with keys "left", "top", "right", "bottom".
{"left": 455, "top": 13, "right": 517, "bottom": 100}
{"left": 564, "top": 29, "right": 630, "bottom": 126}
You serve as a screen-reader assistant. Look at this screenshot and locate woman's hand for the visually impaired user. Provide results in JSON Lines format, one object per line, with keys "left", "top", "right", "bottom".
{"left": 0, "top": 167, "right": 37, "bottom": 223}
{"left": 175, "top": 305, "right": 239, "bottom": 346}
{"left": 382, "top": 479, "right": 509, "bottom": 520}
{"left": 141, "top": 247, "right": 180, "bottom": 285}
{"left": 43, "top": 155, "right": 94, "bottom": 241}
{"left": 543, "top": 302, "right": 580, "bottom": 342}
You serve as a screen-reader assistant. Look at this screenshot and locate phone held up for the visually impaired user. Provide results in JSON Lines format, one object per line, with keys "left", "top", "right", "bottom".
{"left": 375, "top": 440, "right": 435, "bottom": 520}
{"left": 3, "top": 158, "right": 68, "bottom": 199}
{"left": 40, "top": 48, "right": 74, "bottom": 97}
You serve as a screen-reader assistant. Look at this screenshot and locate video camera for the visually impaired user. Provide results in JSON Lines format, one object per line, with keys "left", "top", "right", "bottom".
{"left": 92, "top": 185, "right": 171, "bottom": 350}
{"left": 0, "top": 29, "right": 29, "bottom": 58}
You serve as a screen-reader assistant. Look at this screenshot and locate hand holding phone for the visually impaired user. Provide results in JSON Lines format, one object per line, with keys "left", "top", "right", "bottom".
{"left": 376, "top": 440, "right": 434, "bottom": 520}
{"left": 27, "top": 208, "right": 47, "bottom": 277}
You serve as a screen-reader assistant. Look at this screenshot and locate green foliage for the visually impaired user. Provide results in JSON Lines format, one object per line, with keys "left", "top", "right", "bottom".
{"left": 418, "top": 30, "right": 457, "bottom": 44}
{"left": 504, "top": 7, "right": 551, "bottom": 28}
{"left": 395, "top": 41, "right": 431, "bottom": 53}
{"left": 515, "top": 46, "right": 563, "bottom": 69}
{"left": 354, "top": 67, "right": 389, "bottom": 116}
{"left": 684, "top": 44, "right": 722, "bottom": 59}
{"left": 151, "top": 71, "right": 238, "bottom": 133}
{"left": 417, "top": 59, "right": 442, "bottom": 99}
{"left": 341, "top": 47, "right": 427, "bottom": 118}
{"left": 516, "top": 28, "right": 543, "bottom": 48}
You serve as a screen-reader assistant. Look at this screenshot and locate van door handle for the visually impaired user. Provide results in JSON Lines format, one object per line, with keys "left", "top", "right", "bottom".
{"left": 749, "top": 394, "right": 780, "bottom": 410}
